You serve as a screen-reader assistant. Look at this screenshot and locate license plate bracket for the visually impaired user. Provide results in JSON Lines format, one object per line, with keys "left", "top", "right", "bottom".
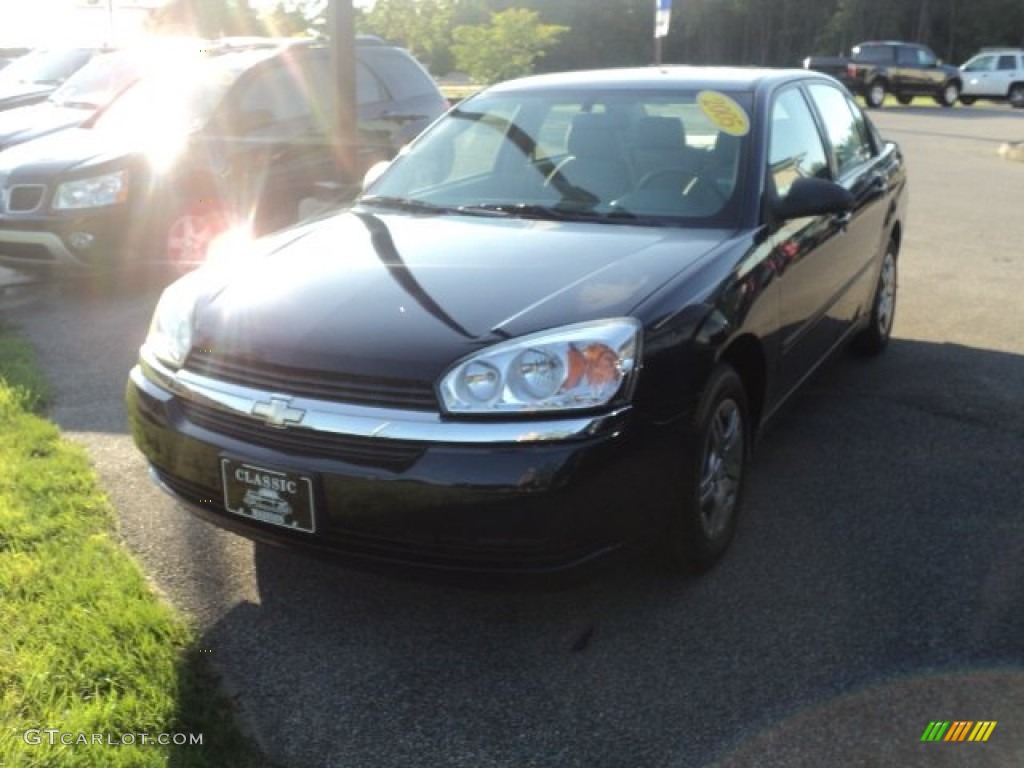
{"left": 220, "top": 458, "right": 316, "bottom": 533}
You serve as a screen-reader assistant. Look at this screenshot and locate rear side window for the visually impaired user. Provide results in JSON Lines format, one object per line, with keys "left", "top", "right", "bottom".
{"left": 853, "top": 45, "right": 892, "bottom": 64}
{"left": 807, "top": 83, "right": 875, "bottom": 178}
{"left": 997, "top": 55, "right": 1018, "bottom": 71}
{"left": 359, "top": 48, "right": 438, "bottom": 100}
{"left": 231, "top": 61, "right": 323, "bottom": 139}
{"left": 768, "top": 88, "right": 829, "bottom": 196}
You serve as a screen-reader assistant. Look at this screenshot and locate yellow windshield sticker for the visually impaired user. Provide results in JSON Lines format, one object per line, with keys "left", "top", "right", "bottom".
{"left": 697, "top": 91, "right": 750, "bottom": 137}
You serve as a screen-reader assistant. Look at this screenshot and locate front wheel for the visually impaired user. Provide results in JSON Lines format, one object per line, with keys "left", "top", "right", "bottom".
{"left": 665, "top": 364, "right": 749, "bottom": 572}
{"left": 165, "top": 200, "right": 233, "bottom": 267}
{"left": 1009, "top": 84, "right": 1024, "bottom": 109}
{"left": 896, "top": 94, "right": 913, "bottom": 105}
{"left": 852, "top": 240, "right": 898, "bottom": 355}
{"left": 866, "top": 80, "right": 887, "bottom": 108}
{"left": 938, "top": 81, "right": 960, "bottom": 107}
{"left": 959, "top": 95, "right": 976, "bottom": 106}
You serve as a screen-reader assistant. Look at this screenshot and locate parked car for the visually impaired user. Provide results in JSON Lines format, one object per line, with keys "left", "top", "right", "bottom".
{"left": 804, "top": 41, "right": 962, "bottom": 107}
{"left": 0, "top": 41, "right": 212, "bottom": 152}
{"left": 0, "top": 48, "right": 31, "bottom": 70}
{"left": 126, "top": 66, "right": 907, "bottom": 577}
{"left": 0, "top": 36, "right": 446, "bottom": 272}
{"left": 959, "top": 48, "right": 1024, "bottom": 107}
{"left": 0, "top": 46, "right": 106, "bottom": 111}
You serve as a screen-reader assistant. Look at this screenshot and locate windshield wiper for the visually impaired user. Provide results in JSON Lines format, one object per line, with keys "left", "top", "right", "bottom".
{"left": 358, "top": 196, "right": 454, "bottom": 214}
{"left": 468, "top": 203, "right": 648, "bottom": 224}
{"left": 360, "top": 196, "right": 517, "bottom": 219}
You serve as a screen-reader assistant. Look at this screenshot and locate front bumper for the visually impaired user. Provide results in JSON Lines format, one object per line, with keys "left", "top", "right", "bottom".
{"left": 0, "top": 204, "right": 133, "bottom": 270}
{"left": 126, "top": 352, "right": 683, "bottom": 576}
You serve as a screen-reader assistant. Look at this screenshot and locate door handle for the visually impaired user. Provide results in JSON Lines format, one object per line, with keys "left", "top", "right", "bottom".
{"left": 834, "top": 211, "right": 852, "bottom": 231}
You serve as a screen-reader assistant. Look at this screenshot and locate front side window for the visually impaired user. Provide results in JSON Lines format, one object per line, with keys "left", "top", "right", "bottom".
{"left": 807, "top": 83, "right": 875, "bottom": 179}
{"left": 768, "top": 88, "right": 829, "bottom": 197}
{"left": 963, "top": 55, "right": 995, "bottom": 73}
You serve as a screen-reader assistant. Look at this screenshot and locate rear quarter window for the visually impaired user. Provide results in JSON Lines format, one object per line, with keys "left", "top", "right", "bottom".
{"left": 359, "top": 49, "right": 438, "bottom": 101}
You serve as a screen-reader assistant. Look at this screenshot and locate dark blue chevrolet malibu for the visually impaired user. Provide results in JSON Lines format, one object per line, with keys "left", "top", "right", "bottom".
{"left": 126, "top": 66, "right": 907, "bottom": 577}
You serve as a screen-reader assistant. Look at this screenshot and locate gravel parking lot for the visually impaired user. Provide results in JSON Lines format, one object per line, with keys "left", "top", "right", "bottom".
{"left": 3, "top": 105, "right": 1023, "bottom": 767}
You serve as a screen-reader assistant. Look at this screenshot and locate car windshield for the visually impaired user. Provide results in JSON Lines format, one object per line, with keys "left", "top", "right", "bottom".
{"left": 364, "top": 87, "right": 752, "bottom": 227}
{"left": 92, "top": 60, "right": 238, "bottom": 138}
{"left": 49, "top": 52, "right": 139, "bottom": 109}
{"left": 0, "top": 47, "right": 93, "bottom": 85}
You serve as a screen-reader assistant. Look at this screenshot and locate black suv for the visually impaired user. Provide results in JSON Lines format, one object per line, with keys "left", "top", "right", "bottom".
{"left": 0, "top": 37, "right": 447, "bottom": 272}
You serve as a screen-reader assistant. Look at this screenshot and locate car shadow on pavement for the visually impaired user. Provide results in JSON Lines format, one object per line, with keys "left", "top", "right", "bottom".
{"left": 180, "top": 338, "right": 1024, "bottom": 768}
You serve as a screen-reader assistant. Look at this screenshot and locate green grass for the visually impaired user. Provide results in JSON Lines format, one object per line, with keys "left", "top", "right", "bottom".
{"left": 0, "top": 327, "right": 267, "bottom": 767}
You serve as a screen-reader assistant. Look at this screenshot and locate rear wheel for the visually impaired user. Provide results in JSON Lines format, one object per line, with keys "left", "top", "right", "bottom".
{"left": 866, "top": 80, "right": 887, "bottom": 108}
{"left": 1009, "top": 84, "right": 1024, "bottom": 109}
{"left": 938, "top": 81, "right": 960, "bottom": 107}
{"left": 665, "top": 364, "right": 749, "bottom": 572}
{"left": 896, "top": 94, "right": 913, "bottom": 105}
{"left": 959, "top": 95, "right": 976, "bottom": 106}
{"left": 852, "top": 239, "right": 898, "bottom": 355}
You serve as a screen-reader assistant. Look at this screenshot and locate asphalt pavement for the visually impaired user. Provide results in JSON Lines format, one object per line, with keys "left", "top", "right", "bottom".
{"left": 3, "top": 105, "right": 1023, "bottom": 767}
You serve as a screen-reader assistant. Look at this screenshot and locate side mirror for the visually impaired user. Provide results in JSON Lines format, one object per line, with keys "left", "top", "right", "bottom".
{"left": 772, "top": 177, "right": 853, "bottom": 221}
{"left": 362, "top": 159, "right": 392, "bottom": 191}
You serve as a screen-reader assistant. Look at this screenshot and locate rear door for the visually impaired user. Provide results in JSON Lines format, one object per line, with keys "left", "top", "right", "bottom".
{"left": 211, "top": 52, "right": 339, "bottom": 233}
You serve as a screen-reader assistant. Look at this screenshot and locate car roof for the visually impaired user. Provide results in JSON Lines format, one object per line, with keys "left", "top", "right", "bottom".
{"left": 483, "top": 66, "right": 824, "bottom": 95}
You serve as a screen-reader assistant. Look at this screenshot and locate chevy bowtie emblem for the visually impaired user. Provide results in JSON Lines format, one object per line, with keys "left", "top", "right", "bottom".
{"left": 251, "top": 397, "right": 305, "bottom": 428}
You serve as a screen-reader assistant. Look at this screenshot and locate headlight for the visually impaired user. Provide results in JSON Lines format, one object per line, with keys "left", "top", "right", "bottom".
{"left": 143, "top": 273, "right": 200, "bottom": 369}
{"left": 53, "top": 170, "right": 128, "bottom": 210}
{"left": 439, "top": 319, "right": 642, "bottom": 415}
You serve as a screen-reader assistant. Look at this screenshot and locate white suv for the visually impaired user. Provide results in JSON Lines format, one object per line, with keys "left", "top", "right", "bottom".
{"left": 959, "top": 49, "right": 1024, "bottom": 107}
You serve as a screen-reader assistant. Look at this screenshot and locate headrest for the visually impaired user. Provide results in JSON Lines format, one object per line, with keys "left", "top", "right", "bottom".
{"left": 634, "top": 116, "right": 685, "bottom": 149}
{"left": 567, "top": 113, "right": 620, "bottom": 158}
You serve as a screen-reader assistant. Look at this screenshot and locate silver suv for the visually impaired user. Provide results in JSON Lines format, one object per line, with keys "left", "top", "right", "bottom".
{"left": 959, "top": 49, "right": 1024, "bottom": 107}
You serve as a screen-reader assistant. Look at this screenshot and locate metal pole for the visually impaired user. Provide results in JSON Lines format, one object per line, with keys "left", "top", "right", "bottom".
{"left": 328, "top": 0, "right": 358, "bottom": 186}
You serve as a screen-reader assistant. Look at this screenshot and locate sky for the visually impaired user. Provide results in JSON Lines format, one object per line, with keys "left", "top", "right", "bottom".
{"left": 0, "top": 0, "right": 372, "bottom": 47}
{"left": 0, "top": 0, "right": 157, "bottom": 47}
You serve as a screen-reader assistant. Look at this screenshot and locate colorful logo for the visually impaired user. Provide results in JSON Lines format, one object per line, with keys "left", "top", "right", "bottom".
{"left": 921, "top": 721, "right": 997, "bottom": 742}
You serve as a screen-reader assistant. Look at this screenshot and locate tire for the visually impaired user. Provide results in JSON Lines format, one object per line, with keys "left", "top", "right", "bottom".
{"left": 1009, "top": 84, "right": 1024, "bottom": 109}
{"left": 665, "top": 364, "right": 749, "bottom": 572}
{"left": 959, "top": 96, "right": 976, "bottom": 106}
{"left": 896, "top": 94, "right": 913, "bottom": 105}
{"left": 938, "top": 81, "right": 960, "bottom": 107}
{"left": 866, "top": 80, "right": 887, "bottom": 108}
{"left": 852, "top": 239, "right": 898, "bottom": 355}
{"left": 164, "top": 200, "right": 233, "bottom": 267}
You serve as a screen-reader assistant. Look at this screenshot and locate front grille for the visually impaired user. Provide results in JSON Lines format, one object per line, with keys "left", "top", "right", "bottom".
{"left": 6, "top": 185, "right": 46, "bottom": 212}
{"left": 184, "top": 351, "right": 438, "bottom": 411}
{"left": 181, "top": 400, "right": 424, "bottom": 472}
{"left": 0, "top": 242, "right": 55, "bottom": 261}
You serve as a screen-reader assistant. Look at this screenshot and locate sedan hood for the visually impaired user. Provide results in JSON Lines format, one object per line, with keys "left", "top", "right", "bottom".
{"left": 0, "top": 127, "right": 131, "bottom": 178}
{"left": 193, "top": 210, "right": 730, "bottom": 382}
{"left": 0, "top": 102, "right": 90, "bottom": 151}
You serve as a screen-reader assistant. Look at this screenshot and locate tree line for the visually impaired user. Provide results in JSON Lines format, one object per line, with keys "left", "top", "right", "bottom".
{"left": 149, "top": 0, "right": 1024, "bottom": 82}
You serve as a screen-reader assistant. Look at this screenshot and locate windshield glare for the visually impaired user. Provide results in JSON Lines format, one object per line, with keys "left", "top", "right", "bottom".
{"left": 366, "top": 88, "right": 751, "bottom": 226}
{"left": 93, "top": 63, "right": 234, "bottom": 138}
{"left": 0, "top": 48, "right": 93, "bottom": 85}
{"left": 50, "top": 53, "right": 138, "bottom": 108}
